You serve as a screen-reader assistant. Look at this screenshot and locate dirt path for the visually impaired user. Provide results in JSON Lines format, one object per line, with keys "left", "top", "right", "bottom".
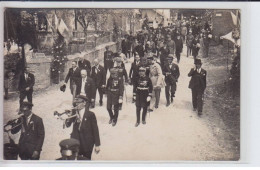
{"left": 4, "top": 45, "right": 236, "bottom": 161}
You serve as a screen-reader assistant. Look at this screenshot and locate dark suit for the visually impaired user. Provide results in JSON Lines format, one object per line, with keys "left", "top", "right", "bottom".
{"left": 65, "top": 67, "right": 82, "bottom": 96}
{"left": 78, "top": 59, "right": 91, "bottom": 75}
{"left": 66, "top": 109, "right": 100, "bottom": 160}
{"left": 188, "top": 68, "right": 207, "bottom": 112}
{"left": 79, "top": 77, "right": 96, "bottom": 106}
{"left": 129, "top": 61, "right": 141, "bottom": 85}
{"left": 18, "top": 73, "right": 35, "bottom": 106}
{"left": 11, "top": 114, "right": 45, "bottom": 160}
{"left": 175, "top": 38, "right": 183, "bottom": 63}
{"left": 91, "top": 65, "right": 106, "bottom": 105}
{"left": 163, "top": 63, "right": 180, "bottom": 103}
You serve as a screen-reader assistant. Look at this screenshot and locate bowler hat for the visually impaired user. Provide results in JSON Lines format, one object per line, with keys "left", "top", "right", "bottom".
{"left": 59, "top": 138, "right": 80, "bottom": 152}
{"left": 194, "top": 59, "right": 202, "bottom": 65}
{"left": 60, "top": 84, "right": 66, "bottom": 92}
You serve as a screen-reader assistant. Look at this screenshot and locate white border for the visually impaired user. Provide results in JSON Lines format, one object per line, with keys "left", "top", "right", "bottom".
{"left": 0, "top": 1, "right": 255, "bottom": 166}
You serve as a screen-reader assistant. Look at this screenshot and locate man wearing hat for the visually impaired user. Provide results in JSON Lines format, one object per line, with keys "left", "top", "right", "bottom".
{"left": 104, "top": 46, "right": 114, "bottom": 76}
{"left": 18, "top": 67, "right": 35, "bottom": 107}
{"left": 188, "top": 59, "right": 207, "bottom": 116}
{"left": 163, "top": 55, "right": 180, "bottom": 106}
{"left": 133, "top": 67, "right": 153, "bottom": 127}
{"left": 186, "top": 31, "right": 194, "bottom": 57}
{"left": 57, "top": 138, "right": 88, "bottom": 160}
{"left": 106, "top": 68, "right": 124, "bottom": 126}
{"left": 147, "top": 55, "right": 164, "bottom": 111}
{"left": 11, "top": 102, "right": 45, "bottom": 160}
{"left": 65, "top": 95, "right": 100, "bottom": 160}
{"left": 175, "top": 33, "right": 183, "bottom": 63}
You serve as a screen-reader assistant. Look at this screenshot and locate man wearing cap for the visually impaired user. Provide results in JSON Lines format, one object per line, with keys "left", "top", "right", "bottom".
{"left": 175, "top": 34, "right": 183, "bottom": 63}
{"left": 163, "top": 55, "right": 180, "bottom": 106}
{"left": 64, "top": 61, "right": 82, "bottom": 102}
{"left": 133, "top": 67, "right": 153, "bottom": 127}
{"left": 91, "top": 59, "right": 106, "bottom": 107}
{"left": 106, "top": 68, "right": 124, "bottom": 126}
{"left": 11, "top": 102, "right": 45, "bottom": 160}
{"left": 18, "top": 67, "right": 35, "bottom": 107}
{"left": 65, "top": 95, "right": 100, "bottom": 160}
{"left": 186, "top": 31, "right": 194, "bottom": 57}
{"left": 147, "top": 56, "right": 163, "bottom": 111}
{"left": 57, "top": 138, "right": 88, "bottom": 160}
{"left": 79, "top": 69, "right": 95, "bottom": 108}
{"left": 104, "top": 46, "right": 114, "bottom": 76}
{"left": 188, "top": 59, "right": 207, "bottom": 116}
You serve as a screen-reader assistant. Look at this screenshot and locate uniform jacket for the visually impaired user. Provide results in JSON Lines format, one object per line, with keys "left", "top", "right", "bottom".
{"left": 188, "top": 68, "right": 207, "bottom": 92}
{"left": 79, "top": 76, "right": 96, "bottom": 100}
{"left": 91, "top": 65, "right": 106, "bottom": 87}
{"left": 163, "top": 63, "right": 180, "bottom": 85}
{"left": 133, "top": 76, "right": 153, "bottom": 107}
{"left": 106, "top": 77, "right": 124, "bottom": 105}
{"left": 11, "top": 114, "right": 45, "bottom": 157}
{"left": 66, "top": 109, "right": 100, "bottom": 153}
{"left": 18, "top": 73, "right": 35, "bottom": 92}
{"left": 113, "top": 65, "right": 128, "bottom": 83}
{"left": 65, "top": 67, "right": 82, "bottom": 95}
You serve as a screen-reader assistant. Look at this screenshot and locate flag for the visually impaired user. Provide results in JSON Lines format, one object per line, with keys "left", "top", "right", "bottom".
{"left": 230, "top": 12, "right": 237, "bottom": 26}
{"left": 46, "top": 16, "right": 55, "bottom": 33}
{"left": 54, "top": 14, "right": 59, "bottom": 29}
{"left": 220, "top": 31, "right": 235, "bottom": 44}
{"left": 58, "top": 18, "right": 69, "bottom": 38}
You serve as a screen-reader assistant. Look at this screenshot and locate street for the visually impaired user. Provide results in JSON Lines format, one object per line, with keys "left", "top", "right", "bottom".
{"left": 3, "top": 44, "right": 236, "bottom": 161}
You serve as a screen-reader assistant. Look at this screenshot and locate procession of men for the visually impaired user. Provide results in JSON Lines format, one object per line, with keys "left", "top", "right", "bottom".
{"left": 4, "top": 17, "right": 212, "bottom": 160}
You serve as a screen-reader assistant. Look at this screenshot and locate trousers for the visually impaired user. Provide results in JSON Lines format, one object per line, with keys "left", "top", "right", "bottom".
{"left": 107, "top": 103, "right": 119, "bottom": 122}
{"left": 150, "top": 88, "right": 161, "bottom": 109}
{"left": 165, "top": 84, "right": 176, "bottom": 103}
{"left": 191, "top": 88, "right": 204, "bottom": 112}
{"left": 136, "top": 106, "right": 147, "bottom": 123}
{"left": 19, "top": 90, "right": 33, "bottom": 106}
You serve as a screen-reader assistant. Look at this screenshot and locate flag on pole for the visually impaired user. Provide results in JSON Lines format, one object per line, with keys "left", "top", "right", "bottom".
{"left": 58, "top": 18, "right": 70, "bottom": 39}
{"left": 54, "top": 14, "right": 59, "bottom": 29}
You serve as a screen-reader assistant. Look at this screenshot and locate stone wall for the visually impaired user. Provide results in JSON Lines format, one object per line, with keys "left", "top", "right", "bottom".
{"left": 27, "top": 41, "right": 118, "bottom": 91}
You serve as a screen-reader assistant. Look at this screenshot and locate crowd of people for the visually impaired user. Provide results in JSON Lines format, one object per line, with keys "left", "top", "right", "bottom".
{"left": 4, "top": 18, "right": 211, "bottom": 161}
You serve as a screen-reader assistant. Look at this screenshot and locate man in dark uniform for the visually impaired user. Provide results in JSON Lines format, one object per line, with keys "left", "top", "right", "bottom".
{"left": 18, "top": 67, "right": 35, "bottom": 107}
{"left": 163, "top": 55, "right": 180, "bottom": 106}
{"left": 64, "top": 61, "right": 82, "bottom": 102}
{"left": 65, "top": 95, "right": 100, "bottom": 160}
{"left": 188, "top": 59, "right": 207, "bottom": 116}
{"left": 57, "top": 138, "right": 89, "bottom": 160}
{"left": 11, "top": 102, "right": 45, "bottom": 160}
{"left": 91, "top": 59, "right": 106, "bottom": 107}
{"left": 133, "top": 67, "right": 153, "bottom": 127}
{"left": 106, "top": 68, "right": 124, "bottom": 126}
{"left": 104, "top": 46, "right": 114, "bottom": 76}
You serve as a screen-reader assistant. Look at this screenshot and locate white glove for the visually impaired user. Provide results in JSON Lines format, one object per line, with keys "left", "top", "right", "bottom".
{"left": 119, "top": 99, "right": 123, "bottom": 103}
{"left": 147, "top": 96, "right": 151, "bottom": 102}
{"left": 133, "top": 96, "right": 136, "bottom": 100}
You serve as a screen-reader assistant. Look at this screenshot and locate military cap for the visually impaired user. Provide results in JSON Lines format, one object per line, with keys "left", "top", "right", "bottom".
{"left": 21, "top": 102, "right": 33, "bottom": 109}
{"left": 110, "top": 68, "right": 119, "bottom": 74}
{"left": 139, "top": 67, "right": 146, "bottom": 72}
{"left": 114, "top": 57, "right": 123, "bottom": 62}
{"left": 194, "top": 59, "right": 202, "bottom": 65}
{"left": 59, "top": 138, "right": 80, "bottom": 151}
{"left": 167, "top": 54, "right": 174, "bottom": 60}
{"left": 60, "top": 84, "right": 66, "bottom": 92}
{"left": 75, "top": 95, "right": 89, "bottom": 102}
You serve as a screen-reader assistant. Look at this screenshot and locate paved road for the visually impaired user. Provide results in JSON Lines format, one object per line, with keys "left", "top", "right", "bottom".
{"left": 4, "top": 45, "right": 235, "bottom": 161}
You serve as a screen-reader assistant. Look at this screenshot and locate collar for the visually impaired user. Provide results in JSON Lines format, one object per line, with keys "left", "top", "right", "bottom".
{"left": 197, "top": 68, "right": 202, "bottom": 73}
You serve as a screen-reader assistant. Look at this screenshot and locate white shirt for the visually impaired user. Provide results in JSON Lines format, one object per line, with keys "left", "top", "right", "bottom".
{"left": 24, "top": 73, "right": 28, "bottom": 80}
{"left": 80, "top": 78, "right": 86, "bottom": 95}
{"left": 197, "top": 68, "right": 201, "bottom": 73}
{"left": 78, "top": 108, "right": 85, "bottom": 130}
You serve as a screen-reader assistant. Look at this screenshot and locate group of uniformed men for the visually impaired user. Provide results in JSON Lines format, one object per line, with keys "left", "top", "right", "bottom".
{"left": 4, "top": 20, "right": 208, "bottom": 160}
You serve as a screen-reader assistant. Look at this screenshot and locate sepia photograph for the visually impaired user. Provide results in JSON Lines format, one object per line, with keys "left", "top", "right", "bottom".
{"left": 3, "top": 7, "right": 240, "bottom": 161}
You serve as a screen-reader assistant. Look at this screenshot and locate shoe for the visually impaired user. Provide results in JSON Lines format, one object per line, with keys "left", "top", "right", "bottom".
{"left": 112, "top": 120, "right": 117, "bottom": 126}
{"left": 142, "top": 121, "right": 146, "bottom": 125}
{"left": 99, "top": 101, "right": 103, "bottom": 106}
{"left": 148, "top": 109, "right": 153, "bottom": 112}
{"left": 198, "top": 111, "right": 202, "bottom": 116}
{"left": 135, "top": 122, "right": 139, "bottom": 127}
{"left": 166, "top": 102, "right": 170, "bottom": 107}
{"left": 193, "top": 108, "right": 197, "bottom": 111}
{"left": 155, "top": 105, "right": 158, "bottom": 109}
{"left": 109, "top": 119, "right": 112, "bottom": 124}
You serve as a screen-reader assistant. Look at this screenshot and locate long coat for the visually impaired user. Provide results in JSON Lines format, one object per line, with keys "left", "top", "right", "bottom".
{"left": 106, "top": 77, "right": 124, "bottom": 106}
{"left": 91, "top": 65, "right": 106, "bottom": 87}
{"left": 65, "top": 67, "right": 82, "bottom": 95}
{"left": 11, "top": 114, "right": 45, "bottom": 159}
{"left": 188, "top": 68, "right": 207, "bottom": 92}
{"left": 67, "top": 109, "right": 100, "bottom": 154}
{"left": 18, "top": 73, "right": 35, "bottom": 92}
{"left": 133, "top": 76, "right": 153, "bottom": 107}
